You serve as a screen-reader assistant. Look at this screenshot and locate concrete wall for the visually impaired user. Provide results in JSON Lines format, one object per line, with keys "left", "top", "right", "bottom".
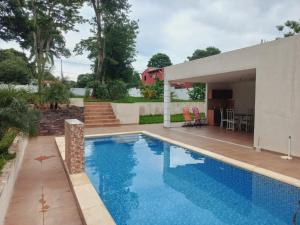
{"left": 111, "top": 103, "right": 140, "bottom": 124}
{"left": 136, "top": 102, "right": 206, "bottom": 116}
{"left": 207, "top": 81, "right": 256, "bottom": 113}
{"left": 111, "top": 102, "right": 206, "bottom": 124}
{"left": 128, "top": 87, "right": 191, "bottom": 100}
{"left": 69, "top": 98, "right": 84, "bottom": 107}
{"left": 230, "top": 80, "right": 255, "bottom": 113}
{"left": 0, "top": 135, "right": 28, "bottom": 225}
{"left": 165, "top": 35, "right": 300, "bottom": 157}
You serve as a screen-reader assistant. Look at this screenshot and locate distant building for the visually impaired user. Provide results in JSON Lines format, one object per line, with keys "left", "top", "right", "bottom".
{"left": 141, "top": 67, "right": 164, "bottom": 85}
{"left": 141, "top": 67, "right": 192, "bottom": 88}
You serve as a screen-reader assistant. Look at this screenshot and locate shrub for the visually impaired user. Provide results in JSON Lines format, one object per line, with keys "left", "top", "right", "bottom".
{"left": 188, "top": 83, "right": 206, "bottom": 101}
{"left": 0, "top": 130, "right": 17, "bottom": 155}
{"left": 107, "top": 80, "right": 128, "bottom": 100}
{"left": 94, "top": 80, "right": 128, "bottom": 100}
{"left": 94, "top": 83, "right": 110, "bottom": 99}
{"left": 0, "top": 87, "right": 41, "bottom": 138}
{"left": 140, "top": 79, "right": 164, "bottom": 99}
{"left": 43, "top": 82, "right": 70, "bottom": 110}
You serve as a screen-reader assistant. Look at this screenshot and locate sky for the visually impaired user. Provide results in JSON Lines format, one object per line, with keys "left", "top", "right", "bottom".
{"left": 0, "top": 0, "right": 299, "bottom": 81}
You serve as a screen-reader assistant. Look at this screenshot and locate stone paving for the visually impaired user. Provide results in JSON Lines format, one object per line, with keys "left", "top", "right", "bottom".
{"left": 4, "top": 136, "right": 83, "bottom": 225}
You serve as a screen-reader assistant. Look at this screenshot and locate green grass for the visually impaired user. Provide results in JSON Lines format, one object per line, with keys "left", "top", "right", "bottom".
{"left": 139, "top": 114, "right": 185, "bottom": 124}
{"left": 139, "top": 112, "right": 206, "bottom": 124}
{"left": 85, "top": 96, "right": 204, "bottom": 103}
{"left": 0, "top": 130, "right": 17, "bottom": 171}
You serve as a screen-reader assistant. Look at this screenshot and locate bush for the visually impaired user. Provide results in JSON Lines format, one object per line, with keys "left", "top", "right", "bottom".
{"left": 43, "top": 82, "right": 70, "bottom": 110}
{"left": 188, "top": 83, "right": 206, "bottom": 101}
{"left": 0, "top": 130, "right": 17, "bottom": 155}
{"left": 94, "top": 80, "right": 128, "bottom": 100}
{"left": 140, "top": 79, "right": 164, "bottom": 99}
{"left": 107, "top": 80, "right": 128, "bottom": 100}
{"left": 0, "top": 87, "right": 41, "bottom": 138}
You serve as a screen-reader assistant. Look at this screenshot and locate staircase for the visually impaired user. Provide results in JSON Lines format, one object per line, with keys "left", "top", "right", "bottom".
{"left": 84, "top": 102, "right": 120, "bottom": 128}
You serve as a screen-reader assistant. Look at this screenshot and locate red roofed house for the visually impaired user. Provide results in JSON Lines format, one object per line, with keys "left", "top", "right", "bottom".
{"left": 141, "top": 67, "right": 192, "bottom": 88}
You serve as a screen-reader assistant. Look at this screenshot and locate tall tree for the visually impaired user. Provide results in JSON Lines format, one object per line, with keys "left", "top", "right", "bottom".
{"left": 0, "top": 49, "right": 32, "bottom": 84}
{"left": 277, "top": 20, "right": 300, "bottom": 37}
{"left": 0, "top": 0, "right": 84, "bottom": 93}
{"left": 187, "top": 47, "right": 221, "bottom": 61}
{"left": 147, "top": 53, "right": 172, "bottom": 68}
{"left": 74, "top": 0, "right": 138, "bottom": 92}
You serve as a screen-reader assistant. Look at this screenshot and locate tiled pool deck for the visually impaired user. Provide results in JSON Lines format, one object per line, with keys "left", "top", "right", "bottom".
{"left": 4, "top": 124, "right": 300, "bottom": 225}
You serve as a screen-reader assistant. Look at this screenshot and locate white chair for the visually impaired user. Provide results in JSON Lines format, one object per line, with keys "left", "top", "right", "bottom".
{"left": 239, "top": 115, "right": 250, "bottom": 132}
{"left": 220, "top": 108, "right": 228, "bottom": 128}
{"left": 226, "top": 109, "right": 235, "bottom": 131}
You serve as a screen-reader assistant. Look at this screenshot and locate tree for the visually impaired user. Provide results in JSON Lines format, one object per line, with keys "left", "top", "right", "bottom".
{"left": 187, "top": 47, "right": 221, "bottom": 61}
{"left": 147, "top": 53, "right": 172, "bottom": 68}
{"left": 277, "top": 20, "right": 300, "bottom": 37}
{"left": 0, "top": 0, "right": 84, "bottom": 93}
{"left": 0, "top": 49, "right": 32, "bottom": 84}
{"left": 74, "top": 0, "right": 138, "bottom": 95}
{"left": 77, "top": 73, "right": 94, "bottom": 88}
{"left": 127, "top": 71, "right": 140, "bottom": 88}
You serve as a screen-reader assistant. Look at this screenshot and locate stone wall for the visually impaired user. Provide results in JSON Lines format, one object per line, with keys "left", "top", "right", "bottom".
{"left": 65, "top": 119, "right": 84, "bottom": 174}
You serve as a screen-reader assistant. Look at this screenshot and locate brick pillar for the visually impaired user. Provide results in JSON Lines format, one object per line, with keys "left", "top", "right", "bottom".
{"left": 65, "top": 119, "right": 84, "bottom": 174}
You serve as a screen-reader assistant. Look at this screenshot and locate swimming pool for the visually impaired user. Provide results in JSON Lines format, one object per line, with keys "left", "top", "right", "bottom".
{"left": 85, "top": 133, "right": 300, "bottom": 225}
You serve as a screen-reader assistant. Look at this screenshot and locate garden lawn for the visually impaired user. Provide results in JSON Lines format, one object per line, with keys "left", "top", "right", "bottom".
{"left": 139, "top": 114, "right": 185, "bottom": 124}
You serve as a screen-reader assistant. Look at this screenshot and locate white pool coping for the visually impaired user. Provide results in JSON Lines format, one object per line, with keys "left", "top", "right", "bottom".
{"left": 56, "top": 130, "right": 300, "bottom": 225}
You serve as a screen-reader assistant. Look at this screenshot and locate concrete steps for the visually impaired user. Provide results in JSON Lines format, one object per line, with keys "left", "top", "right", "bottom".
{"left": 84, "top": 102, "right": 120, "bottom": 127}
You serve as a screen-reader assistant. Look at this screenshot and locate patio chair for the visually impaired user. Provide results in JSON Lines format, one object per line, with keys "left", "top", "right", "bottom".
{"left": 182, "top": 107, "right": 193, "bottom": 127}
{"left": 226, "top": 109, "right": 236, "bottom": 131}
{"left": 192, "top": 107, "right": 201, "bottom": 126}
{"left": 220, "top": 108, "right": 228, "bottom": 128}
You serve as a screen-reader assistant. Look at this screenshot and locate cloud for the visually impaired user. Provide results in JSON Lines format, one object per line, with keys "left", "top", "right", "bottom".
{"left": 1, "top": 0, "right": 300, "bottom": 80}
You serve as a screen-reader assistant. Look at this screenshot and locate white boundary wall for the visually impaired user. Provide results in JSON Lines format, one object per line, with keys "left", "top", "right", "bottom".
{"left": 0, "top": 135, "right": 28, "bottom": 225}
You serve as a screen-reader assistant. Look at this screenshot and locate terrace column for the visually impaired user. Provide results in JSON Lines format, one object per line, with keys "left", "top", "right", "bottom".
{"left": 164, "top": 81, "right": 171, "bottom": 127}
{"left": 65, "top": 119, "right": 84, "bottom": 174}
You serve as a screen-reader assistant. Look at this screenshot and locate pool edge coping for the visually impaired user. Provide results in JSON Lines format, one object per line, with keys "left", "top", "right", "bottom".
{"left": 56, "top": 130, "right": 300, "bottom": 225}
{"left": 55, "top": 136, "right": 116, "bottom": 225}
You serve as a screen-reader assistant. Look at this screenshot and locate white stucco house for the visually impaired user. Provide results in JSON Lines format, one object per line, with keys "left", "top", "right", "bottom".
{"left": 163, "top": 35, "right": 300, "bottom": 157}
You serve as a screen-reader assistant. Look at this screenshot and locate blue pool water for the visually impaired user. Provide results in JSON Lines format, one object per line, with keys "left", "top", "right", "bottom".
{"left": 85, "top": 134, "right": 300, "bottom": 225}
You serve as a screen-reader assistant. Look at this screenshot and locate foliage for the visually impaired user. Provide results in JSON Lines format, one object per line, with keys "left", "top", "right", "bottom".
{"left": 107, "top": 80, "right": 128, "bottom": 100}
{"left": 43, "top": 82, "right": 70, "bottom": 110}
{"left": 187, "top": 47, "right": 221, "bottom": 61}
{"left": 0, "top": 49, "right": 32, "bottom": 84}
{"left": 277, "top": 20, "right": 300, "bottom": 37}
{"left": 0, "top": 0, "right": 84, "bottom": 93}
{"left": 147, "top": 53, "right": 172, "bottom": 68}
{"left": 140, "top": 79, "right": 164, "bottom": 99}
{"left": 0, "top": 58, "right": 31, "bottom": 84}
{"left": 94, "top": 83, "right": 110, "bottom": 99}
{"left": 77, "top": 73, "right": 94, "bottom": 88}
{"left": 94, "top": 80, "right": 128, "bottom": 100}
{"left": 0, "top": 87, "right": 41, "bottom": 138}
{"left": 188, "top": 83, "right": 206, "bottom": 101}
{"left": 0, "top": 130, "right": 17, "bottom": 155}
{"left": 74, "top": 0, "right": 138, "bottom": 90}
{"left": 126, "top": 71, "right": 141, "bottom": 89}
